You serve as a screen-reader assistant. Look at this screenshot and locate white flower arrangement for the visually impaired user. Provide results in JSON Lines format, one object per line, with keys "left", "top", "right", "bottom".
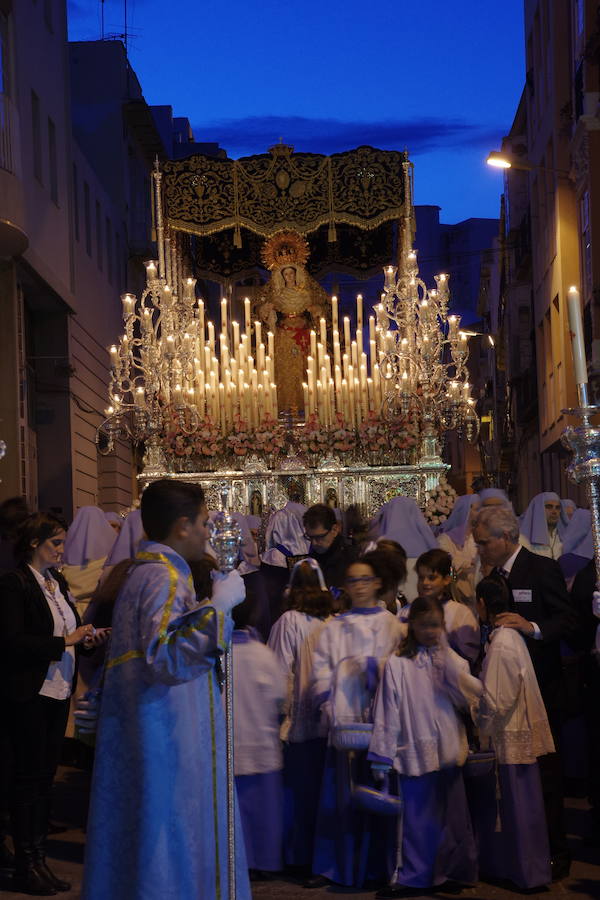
{"left": 423, "top": 476, "right": 457, "bottom": 528}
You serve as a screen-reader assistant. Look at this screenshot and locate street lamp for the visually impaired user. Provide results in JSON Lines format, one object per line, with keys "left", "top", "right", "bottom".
{"left": 486, "top": 150, "right": 532, "bottom": 171}
{"left": 486, "top": 150, "right": 571, "bottom": 178}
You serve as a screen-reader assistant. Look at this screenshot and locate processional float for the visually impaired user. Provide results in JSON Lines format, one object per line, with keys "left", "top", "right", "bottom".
{"left": 97, "top": 146, "right": 480, "bottom": 520}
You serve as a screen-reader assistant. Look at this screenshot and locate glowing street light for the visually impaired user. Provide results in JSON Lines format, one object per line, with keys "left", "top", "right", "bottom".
{"left": 486, "top": 150, "right": 533, "bottom": 171}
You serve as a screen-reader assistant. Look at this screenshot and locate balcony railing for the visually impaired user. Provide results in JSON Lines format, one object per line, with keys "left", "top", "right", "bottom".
{"left": 0, "top": 93, "right": 13, "bottom": 173}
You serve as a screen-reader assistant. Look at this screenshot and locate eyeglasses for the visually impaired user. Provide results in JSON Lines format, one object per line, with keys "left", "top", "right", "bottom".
{"left": 304, "top": 528, "right": 332, "bottom": 543}
{"left": 346, "top": 576, "right": 377, "bottom": 585}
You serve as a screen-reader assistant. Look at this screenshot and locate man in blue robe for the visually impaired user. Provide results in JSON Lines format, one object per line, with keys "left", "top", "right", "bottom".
{"left": 82, "top": 479, "right": 250, "bottom": 900}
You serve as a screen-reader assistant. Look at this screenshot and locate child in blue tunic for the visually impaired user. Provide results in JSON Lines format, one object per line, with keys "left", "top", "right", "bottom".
{"left": 473, "top": 576, "right": 554, "bottom": 890}
{"left": 368, "top": 596, "right": 482, "bottom": 898}
{"left": 309, "top": 552, "right": 405, "bottom": 888}
{"left": 232, "top": 594, "right": 286, "bottom": 880}
{"left": 267, "top": 559, "right": 334, "bottom": 870}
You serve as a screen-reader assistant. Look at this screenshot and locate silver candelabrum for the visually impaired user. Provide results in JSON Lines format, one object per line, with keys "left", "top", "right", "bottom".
{"left": 561, "top": 384, "right": 600, "bottom": 583}
{"left": 378, "top": 155, "right": 479, "bottom": 462}
{"left": 209, "top": 481, "right": 242, "bottom": 900}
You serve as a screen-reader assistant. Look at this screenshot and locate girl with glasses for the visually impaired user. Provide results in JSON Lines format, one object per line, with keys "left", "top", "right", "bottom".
{"left": 307, "top": 552, "right": 405, "bottom": 889}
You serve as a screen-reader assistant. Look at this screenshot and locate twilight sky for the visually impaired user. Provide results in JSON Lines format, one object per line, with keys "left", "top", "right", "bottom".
{"left": 67, "top": 0, "right": 525, "bottom": 224}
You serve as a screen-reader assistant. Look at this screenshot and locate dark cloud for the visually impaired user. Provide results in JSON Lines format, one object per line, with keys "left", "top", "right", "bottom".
{"left": 193, "top": 115, "right": 504, "bottom": 158}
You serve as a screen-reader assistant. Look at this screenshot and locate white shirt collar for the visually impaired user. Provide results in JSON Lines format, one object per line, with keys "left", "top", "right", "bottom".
{"left": 500, "top": 544, "right": 521, "bottom": 576}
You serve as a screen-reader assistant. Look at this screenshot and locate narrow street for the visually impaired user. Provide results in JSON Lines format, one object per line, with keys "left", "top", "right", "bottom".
{"left": 1, "top": 765, "right": 598, "bottom": 899}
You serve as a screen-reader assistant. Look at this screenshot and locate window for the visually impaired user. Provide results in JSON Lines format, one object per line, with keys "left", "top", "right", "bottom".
{"left": 31, "top": 90, "right": 42, "bottom": 182}
{"left": 96, "top": 200, "right": 103, "bottom": 270}
{"left": 48, "top": 116, "right": 58, "bottom": 204}
{"left": 72, "top": 164, "right": 79, "bottom": 241}
{"left": 83, "top": 180, "right": 91, "bottom": 256}
{"left": 105, "top": 217, "right": 113, "bottom": 284}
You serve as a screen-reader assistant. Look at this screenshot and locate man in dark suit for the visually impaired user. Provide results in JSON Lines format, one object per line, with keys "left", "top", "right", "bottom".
{"left": 473, "top": 505, "right": 578, "bottom": 881}
{"left": 569, "top": 560, "right": 600, "bottom": 846}
{"left": 303, "top": 504, "right": 359, "bottom": 596}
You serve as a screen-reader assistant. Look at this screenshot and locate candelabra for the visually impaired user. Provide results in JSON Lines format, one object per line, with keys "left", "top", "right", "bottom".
{"left": 377, "top": 157, "right": 479, "bottom": 462}
{"left": 97, "top": 163, "right": 279, "bottom": 472}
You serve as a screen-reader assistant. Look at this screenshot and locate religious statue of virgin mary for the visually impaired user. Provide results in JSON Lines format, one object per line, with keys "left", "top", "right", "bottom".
{"left": 255, "top": 231, "right": 329, "bottom": 414}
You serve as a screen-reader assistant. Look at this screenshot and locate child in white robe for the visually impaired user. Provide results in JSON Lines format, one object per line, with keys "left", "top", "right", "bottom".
{"left": 368, "top": 596, "right": 482, "bottom": 898}
{"left": 400, "top": 548, "right": 480, "bottom": 667}
{"left": 309, "top": 552, "right": 406, "bottom": 888}
{"left": 473, "top": 575, "right": 554, "bottom": 890}
{"left": 267, "top": 559, "right": 334, "bottom": 869}
{"left": 232, "top": 595, "right": 286, "bottom": 879}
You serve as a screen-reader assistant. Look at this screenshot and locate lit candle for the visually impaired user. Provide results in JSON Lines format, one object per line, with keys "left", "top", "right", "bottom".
{"left": 302, "top": 382, "right": 309, "bottom": 413}
{"left": 219, "top": 383, "right": 226, "bottom": 433}
{"left": 333, "top": 331, "right": 342, "bottom": 373}
{"left": 207, "top": 321, "right": 215, "bottom": 357}
{"left": 341, "top": 378, "right": 349, "bottom": 422}
{"left": 567, "top": 286, "right": 588, "bottom": 385}
{"left": 244, "top": 297, "right": 251, "bottom": 340}
{"left": 356, "top": 294, "right": 363, "bottom": 330}
{"left": 232, "top": 320, "right": 240, "bottom": 352}
{"left": 342, "top": 351, "right": 349, "bottom": 380}
{"left": 109, "top": 345, "right": 118, "bottom": 366}
{"left": 121, "top": 293, "right": 135, "bottom": 318}
{"left": 255, "top": 320, "right": 262, "bottom": 352}
{"left": 220, "top": 335, "right": 229, "bottom": 372}
{"left": 268, "top": 331, "right": 274, "bottom": 361}
{"left": 334, "top": 363, "right": 342, "bottom": 397}
{"left": 144, "top": 260, "right": 157, "bottom": 282}
{"left": 320, "top": 317, "right": 327, "bottom": 348}
{"left": 221, "top": 298, "right": 228, "bottom": 336}
{"left": 343, "top": 316, "right": 351, "bottom": 354}
{"left": 332, "top": 295, "right": 339, "bottom": 332}
{"left": 310, "top": 330, "right": 317, "bottom": 360}
{"left": 185, "top": 277, "right": 196, "bottom": 302}
{"left": 258, "top": 342, "right": 265, "bottom": 374}
{"left": 356, "top": 327, "right": 363, "bottom": 354}
{"left": 196, "top": 298, "right": 205, "bottom": 342}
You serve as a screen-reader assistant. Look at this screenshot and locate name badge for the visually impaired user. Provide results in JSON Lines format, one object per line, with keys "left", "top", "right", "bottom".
{"left": 512, "top": 589, "right": 532, "bottom": 604}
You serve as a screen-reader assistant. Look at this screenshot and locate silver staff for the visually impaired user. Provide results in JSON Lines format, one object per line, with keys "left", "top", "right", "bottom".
{"left": 210, "top": 483, "right": 242, "bottom": 900}
{"left": 562, "top": 382, "right": 600, "bottom": 583}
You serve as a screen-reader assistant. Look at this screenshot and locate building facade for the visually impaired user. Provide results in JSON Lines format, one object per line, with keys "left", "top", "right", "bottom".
{"left": 0, "top": 1, "right": 171, "bottom": 518}
{"left": 480, "top": 0, "right": 599, "bottom": 509}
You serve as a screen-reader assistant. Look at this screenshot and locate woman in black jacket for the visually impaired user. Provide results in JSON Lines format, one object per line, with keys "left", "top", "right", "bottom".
{"left": 0, "top": 513, "right": 106, "bottom": 895}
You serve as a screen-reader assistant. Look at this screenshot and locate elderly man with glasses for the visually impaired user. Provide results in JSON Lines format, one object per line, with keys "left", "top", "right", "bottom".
{"left": 303, "top": 504, "right": 359, "bottom": 596}
{"left": 473, "top": 504, "right": 578, "bottom": 883}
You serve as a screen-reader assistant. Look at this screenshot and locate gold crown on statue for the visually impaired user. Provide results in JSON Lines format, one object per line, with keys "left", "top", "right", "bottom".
{"left": 261, "top": 230, "right": 310, "bottom": 271}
